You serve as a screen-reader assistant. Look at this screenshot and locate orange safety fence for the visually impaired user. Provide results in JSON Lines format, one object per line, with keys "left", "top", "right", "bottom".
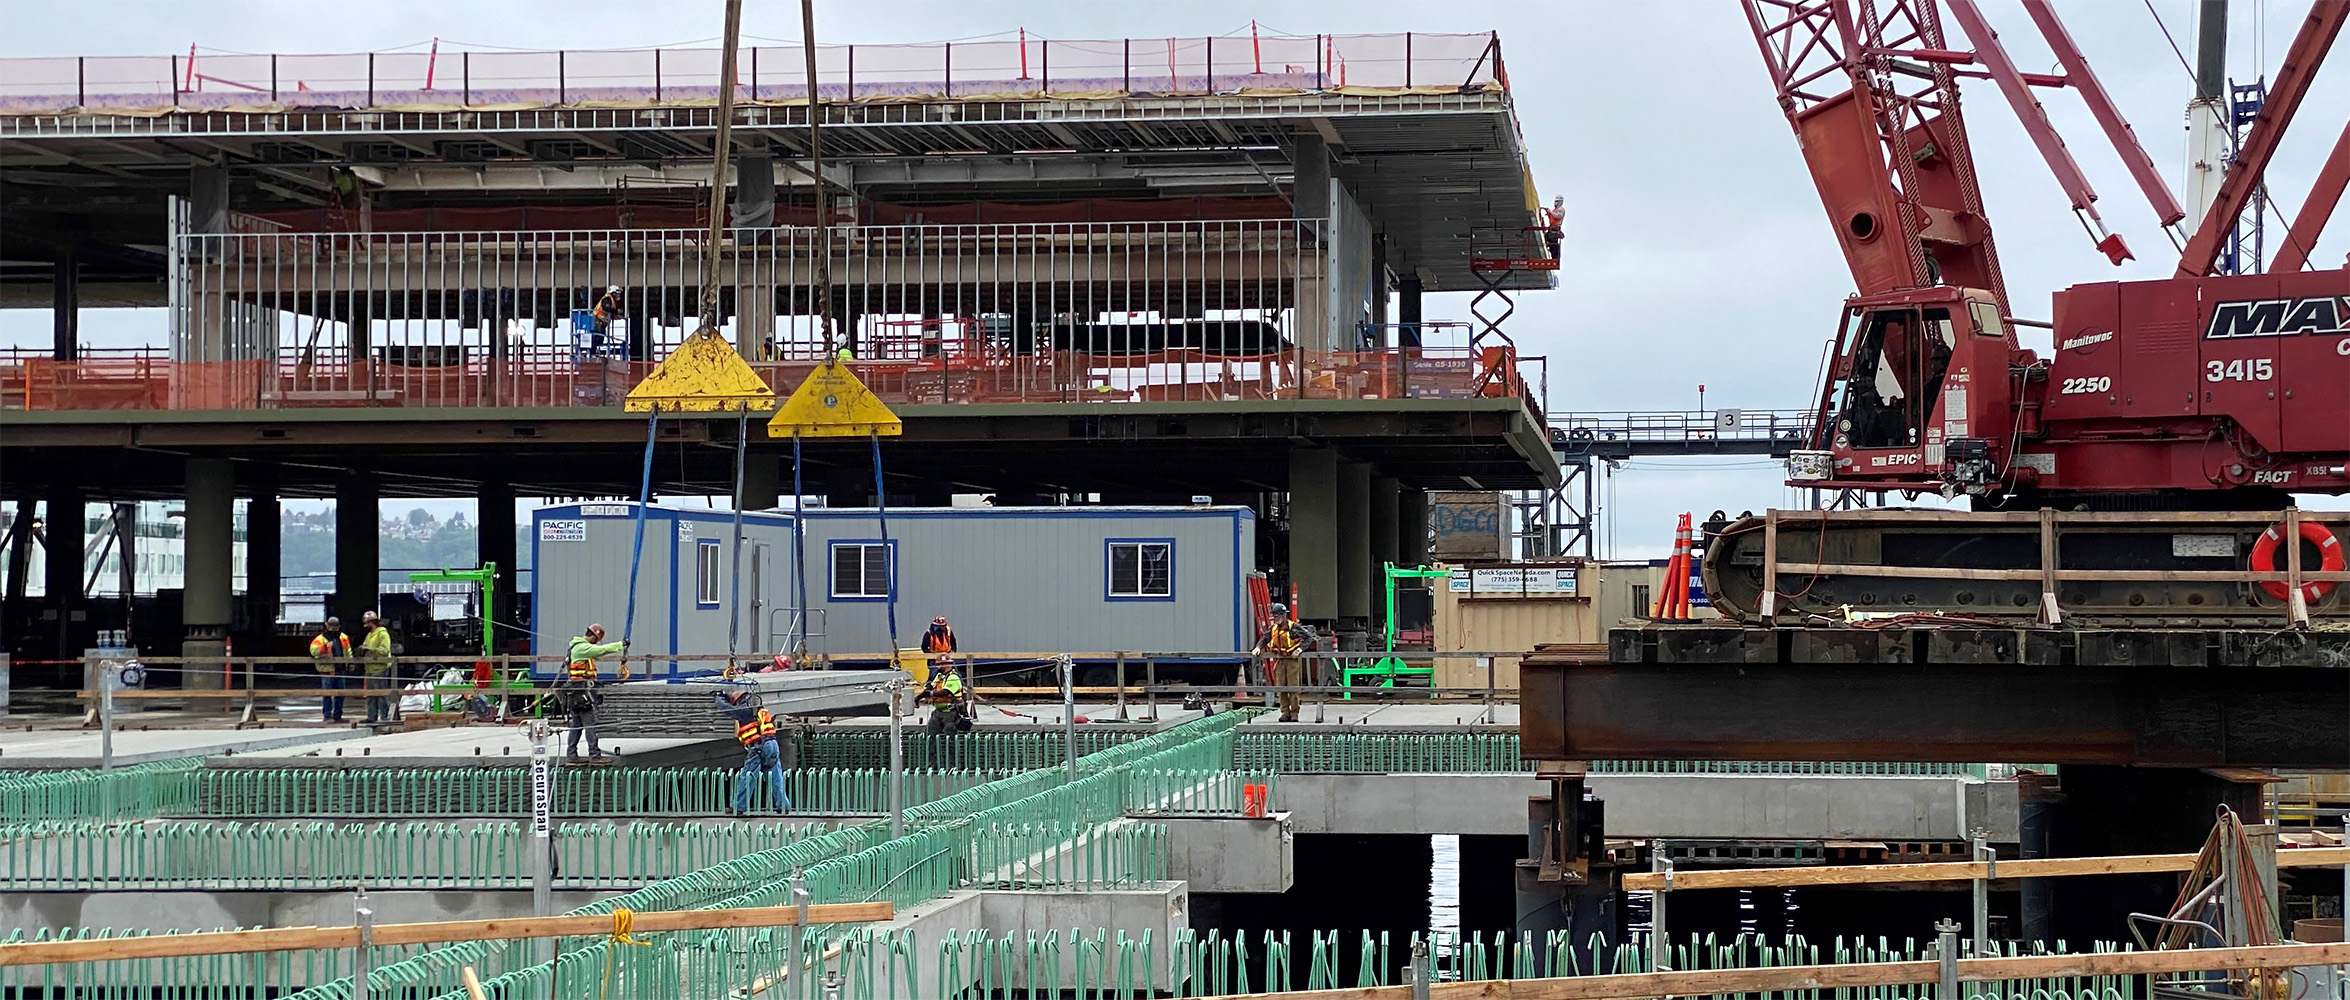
{"left": 1, "top": 346, "right": 1531, "bottom": 412}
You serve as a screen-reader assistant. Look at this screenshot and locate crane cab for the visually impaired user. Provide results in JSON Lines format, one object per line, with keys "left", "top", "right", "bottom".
{"left": 1796, "top": 286, "right": 2023, "bottom": 495}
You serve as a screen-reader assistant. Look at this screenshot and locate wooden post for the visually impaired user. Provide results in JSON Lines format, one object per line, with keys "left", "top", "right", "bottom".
{"left": 2037, "top": 507, "right": 2062, "bottom": 625}
{"left": 2287, "top": 507, "right": 2310, "bottom": 626}
{"left": 1759, "top": 510, "right": 1780, "bottom": 624}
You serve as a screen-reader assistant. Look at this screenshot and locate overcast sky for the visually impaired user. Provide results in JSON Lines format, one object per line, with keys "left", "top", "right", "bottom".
{"left": 6, "top": 1, "right": 2348, "bottom": 554}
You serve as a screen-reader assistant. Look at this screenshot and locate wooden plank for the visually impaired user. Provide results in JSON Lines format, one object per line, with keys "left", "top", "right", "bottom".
{"left": 76, "top": 688, "right": 410, "bottom": 700}
{"left": 1620, "top": 846, "right": 2350, "bottom": 891}
{"left": 0, "top": 901, "right": 894, "bottom": 968}
{"left": 1196, "top": 939, "right": 2350, "bottom": 1000}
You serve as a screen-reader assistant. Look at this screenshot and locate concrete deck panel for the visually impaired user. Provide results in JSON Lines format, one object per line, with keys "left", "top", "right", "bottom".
{"left": 1161, "top": 815, "right": 1294, "bottom": 893}
{"left": 216, "top": 725, "right": 724, "bottom": 768}
{"left": 0, "top": 724, "right": 368, "bottom": 768}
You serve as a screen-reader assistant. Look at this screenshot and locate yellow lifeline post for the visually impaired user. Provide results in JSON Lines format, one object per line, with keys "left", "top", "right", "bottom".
{"left": 766, "top": 355, "right": 902, "bottom": 438}
{"left": 624, "top": 328, "right": 777, "bottom": 413}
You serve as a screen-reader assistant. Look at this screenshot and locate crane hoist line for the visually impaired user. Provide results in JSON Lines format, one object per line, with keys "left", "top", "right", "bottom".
{"left": 1706, "top": 0, "right": 2350, "bottom": 622}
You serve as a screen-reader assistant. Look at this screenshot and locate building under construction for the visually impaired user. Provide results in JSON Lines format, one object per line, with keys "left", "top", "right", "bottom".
{"left": 7, "top": 5, "right": 2350, "bottom": 1000}
{"left": 1, "top": 29, "right": 1562, "bottom": 672}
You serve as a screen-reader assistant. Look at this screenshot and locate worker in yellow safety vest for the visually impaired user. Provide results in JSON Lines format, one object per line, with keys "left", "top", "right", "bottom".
{"left": 310, "top": 617, "right": 352, "bottom": 722}
{"left": 1253, "top": 603, "right": 1316, "bottom": 722}
{"left": 717, "top": 687, "right": 790, "bottom": 815}
{"left": 922, "top": 662, "right": 971, "bottom": 736}
{"left": 562, "top": 623, "right": 627, "bottom": 761}
{"left": 359, "top": 610, "right": 398, "bottom": 725}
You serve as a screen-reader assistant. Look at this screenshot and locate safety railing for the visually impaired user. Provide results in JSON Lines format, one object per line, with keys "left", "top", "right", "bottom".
{"left": 164, "top": 217, "right": 1319, "bottom": 408}
{"left": 0, "top": 818, "right": 824, "bottom": 890}
{"left": 0, "top": 33, "right": 1503, "bottom": 116}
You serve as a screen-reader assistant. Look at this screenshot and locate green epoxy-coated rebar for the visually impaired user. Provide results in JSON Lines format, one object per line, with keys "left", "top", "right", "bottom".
{"left": 189, "top": 766, "right": 1021, "bottom": 817}
{"left": 2, "top": 925, "right": 2184, "bottom": 1000}
{"left": 0, "top": 758, "right": 202, "bottom": 821}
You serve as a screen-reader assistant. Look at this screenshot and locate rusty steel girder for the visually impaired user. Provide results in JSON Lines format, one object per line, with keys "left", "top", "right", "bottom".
{"left": 1520, "top": 639, "right": 2350, "bottom": 769}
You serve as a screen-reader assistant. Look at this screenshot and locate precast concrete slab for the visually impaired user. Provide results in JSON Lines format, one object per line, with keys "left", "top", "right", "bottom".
{"left": 1240, "top": 703, "right": 1516, "bottom": 730}
{"left": 0, "top": 724, "right": 368, "bottom": 768}
{"left": 853, "top": 882, "right": 1190, "bottom": 999}
{"left": 818, "top": 703, "right": 1204, "bottom": 732}
{"left": 1161, "top": 815, "right": 1294, "bottom": 892}
{"left": 216, "top": 724, "right": 726, "bottom": 767}
{"left": 1273, "top": 773, "right": 2020, "bottom": 841}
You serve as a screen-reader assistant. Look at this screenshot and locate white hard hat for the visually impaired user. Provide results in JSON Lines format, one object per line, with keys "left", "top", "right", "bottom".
{"left": 606, "top": 285, "right": 620, "bottom": 294}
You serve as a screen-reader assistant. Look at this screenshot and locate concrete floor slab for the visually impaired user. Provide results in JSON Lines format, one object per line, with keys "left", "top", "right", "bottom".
{"left": 816, "top": 703, "right": 1204, "bottom": 731}
{"left": 216, "top": 725, "right": 724, "bottom": 768}
{"left": 0, "top": 724, "right": 368, "bottom": 768}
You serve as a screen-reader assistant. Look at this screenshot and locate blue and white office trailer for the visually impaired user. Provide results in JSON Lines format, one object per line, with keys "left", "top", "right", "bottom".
{"left": 529, "top": 503, "right": 797, "bottom": 680}
{"left": 531, "top": 503, "right": 1258, "bottom": 682}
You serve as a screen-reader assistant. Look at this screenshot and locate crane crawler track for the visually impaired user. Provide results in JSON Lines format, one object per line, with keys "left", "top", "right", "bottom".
{"left": 1700, "top": 508, "right": 2350, "bottom": 625}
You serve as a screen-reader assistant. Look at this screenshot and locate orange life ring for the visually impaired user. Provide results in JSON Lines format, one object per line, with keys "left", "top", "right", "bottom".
{"left": 2249, "top": 519, "right": 2345, "bottom": 603}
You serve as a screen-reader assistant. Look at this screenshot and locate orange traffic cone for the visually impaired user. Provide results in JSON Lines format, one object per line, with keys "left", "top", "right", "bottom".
{"left": 1653, "top": 513, "right": 1694, "bottom": 621}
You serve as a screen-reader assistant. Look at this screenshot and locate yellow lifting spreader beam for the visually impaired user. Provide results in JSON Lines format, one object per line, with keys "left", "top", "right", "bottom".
{"left": 624, "top": 328, "right": 776, "bottom": 412}
{"left": 767, "top": 354, "right": 901, "bottom": 438}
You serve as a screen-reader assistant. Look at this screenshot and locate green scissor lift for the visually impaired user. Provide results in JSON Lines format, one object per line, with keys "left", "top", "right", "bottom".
{"left": 408, "top": 563, "right": 542, "bottom": 716}
{"left": 1338, "top": 562, "right": 1447, "bottom": 694}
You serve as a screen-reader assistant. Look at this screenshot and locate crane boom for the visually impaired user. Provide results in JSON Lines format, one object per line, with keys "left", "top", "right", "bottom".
{"left": 1744, "top": 0, "right": 2009, "bottom": 317}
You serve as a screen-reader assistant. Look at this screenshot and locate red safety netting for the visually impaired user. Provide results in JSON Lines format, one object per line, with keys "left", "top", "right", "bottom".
{"left": 0, "top": 32, "right": 1500, "bottom": 115}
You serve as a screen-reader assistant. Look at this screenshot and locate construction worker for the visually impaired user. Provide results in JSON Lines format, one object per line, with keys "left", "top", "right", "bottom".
{"left": 921, "top": 616, "right": 957, "bottom": 656}
{"left": 1254, "top": 603, "right": 1314, "bottom": 723}
{"left": 310, "top": 617, "right": 352, "bottom": 722}
{"left": 922, "top": 660, "right": 972, "bottom": 736}
{"left": 591, "top": 285, "right": 624, "bottom": 354}
{"left": 358, "top": 610, "right": 397, "bottom": 724}
{"left": 716, "top": 687, "right": 790, "bottom": 815}
{"left": 562, "top": 623, "right": 626, "bottom": 760}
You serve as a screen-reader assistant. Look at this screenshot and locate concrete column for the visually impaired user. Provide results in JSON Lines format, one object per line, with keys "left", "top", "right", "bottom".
{"left": 741, "top": 455, "right": 782, "bottom": 512}
{"left": 4, "top": 496, "right": 34, "bottom": 606}
{"left": 1397, "top": 275, "right": 1424, "bottom": 348}
{"left": 1398, "top": 488, "right": 1429, "bottom": 567}
{"left": 1369, "top": 476, "right": 1399, "bottom": 628}
{"left": 1368, "top": 238, "right": 1389, "bottom": 346}
{"left": 181, "top": 459, "right": 235, "bottom": 687}
{"left": 245, "top": 476, "right": 280, "bottom": 647}
{"left": 478, "top": 481, "right": 517, "bottom": 650}
{"left": 189, "top": 167, "right": 231, "bottom": 235}
{"left": 1336, "top": 461, "right": 1372, "bottom": 637}
{"left": 52, "top": 244, "right": 78, "bottom": 361}
{"left": 43, "top": 485, "right": 85, "bottom": 659}
{"left": 1287, "top": 447, "right": 1338, "bottom": 625}
{"left": 334, "top": 471, "right": 380, "bottom": 627}
{"left": 1292, "top": 133, "right": 1334, "bottom": 355}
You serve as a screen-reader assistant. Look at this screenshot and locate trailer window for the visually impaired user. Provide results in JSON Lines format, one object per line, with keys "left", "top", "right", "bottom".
{"left": 1107, "top": 540, "right": 1174, "bottom": 599}
{"left": 696, "top": 541, "right": 722, "bottom": 607}
{"left": 830, "top": 542, "right": 893, "bottom": 600}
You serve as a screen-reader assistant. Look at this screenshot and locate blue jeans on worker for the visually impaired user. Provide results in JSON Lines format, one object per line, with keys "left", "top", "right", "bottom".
{"left": 319, "top": 673, "right": 346, "bottom": 721}
{"left": 734, "top": 738, "right": 788, "bottom": 814}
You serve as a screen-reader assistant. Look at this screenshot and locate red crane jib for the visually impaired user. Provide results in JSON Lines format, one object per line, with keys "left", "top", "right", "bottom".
{"left": 1813, "top": 270, "right": 2350, "bottom": 496}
